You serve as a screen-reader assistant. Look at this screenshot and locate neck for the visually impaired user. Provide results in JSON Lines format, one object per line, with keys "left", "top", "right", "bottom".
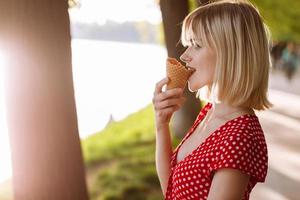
{"left": 210, "top": 101, "right": 253, "bottom": 118}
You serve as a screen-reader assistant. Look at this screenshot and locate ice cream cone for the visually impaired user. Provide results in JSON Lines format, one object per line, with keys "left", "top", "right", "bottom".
{"left": 166, "top": 57, "right": 194, "bottom": 90}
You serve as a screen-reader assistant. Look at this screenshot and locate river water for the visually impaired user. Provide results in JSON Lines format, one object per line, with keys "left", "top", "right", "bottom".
{"left": 0, "top": 39, "right": 167, "bottom": 183}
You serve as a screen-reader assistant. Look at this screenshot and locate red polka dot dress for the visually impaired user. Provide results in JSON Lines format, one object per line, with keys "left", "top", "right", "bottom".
{"left": 165, "top": 102, "right": 268, "bottom": 200}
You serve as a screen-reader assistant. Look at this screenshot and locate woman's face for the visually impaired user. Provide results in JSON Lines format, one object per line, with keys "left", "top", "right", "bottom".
{"left": 180, "top": 42, "right": 216, "bottom": 92}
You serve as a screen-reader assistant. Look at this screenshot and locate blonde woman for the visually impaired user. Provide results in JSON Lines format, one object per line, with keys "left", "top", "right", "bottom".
{"left": 152, "top": 0, "right": 272, "bottom": 199}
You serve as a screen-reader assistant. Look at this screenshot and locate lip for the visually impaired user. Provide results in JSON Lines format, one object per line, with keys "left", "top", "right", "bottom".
{"left": 185, "top": 66, "right": 196, "bottom": 73}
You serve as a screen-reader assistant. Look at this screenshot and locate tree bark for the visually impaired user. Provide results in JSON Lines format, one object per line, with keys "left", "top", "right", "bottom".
{"left": 160, "top": 0, "right": 201, "bottom": 138}
{"left": 0, "top": 0, "right": 89, "bottom": 199}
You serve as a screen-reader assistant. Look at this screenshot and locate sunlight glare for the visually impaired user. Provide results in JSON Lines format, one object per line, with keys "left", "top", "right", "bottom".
{"left": 0, "top": 49, "right": 13, "bottom": 183}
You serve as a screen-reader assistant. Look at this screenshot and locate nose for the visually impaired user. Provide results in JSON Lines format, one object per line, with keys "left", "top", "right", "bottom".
{"left": 180, "top": 48, "right": 191, "bottom": 64}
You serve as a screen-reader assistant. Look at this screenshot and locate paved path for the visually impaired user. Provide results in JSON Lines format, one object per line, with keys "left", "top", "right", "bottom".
{"left": 251, "top": 83, "right": 300, "bottom": 199}
{"left": 269, "top": 69, "right": 300, "bottom": 96}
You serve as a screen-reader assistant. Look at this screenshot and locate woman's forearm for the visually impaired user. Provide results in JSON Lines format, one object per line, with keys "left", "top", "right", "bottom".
{"left": 152, "top": 77, "right": 184, "bottom": 196}
{"left": 155, "top": 123, "right": 173, "bottom": 197}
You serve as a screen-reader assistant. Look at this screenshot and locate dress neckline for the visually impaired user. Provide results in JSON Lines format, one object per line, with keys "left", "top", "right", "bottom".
{"left": 174, "top": 102, "right": 257, "bottom": 166}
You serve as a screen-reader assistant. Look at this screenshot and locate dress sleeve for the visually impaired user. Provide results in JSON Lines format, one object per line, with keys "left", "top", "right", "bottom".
{"left": 211, "top": 126, "right": 268, "bottom": 182}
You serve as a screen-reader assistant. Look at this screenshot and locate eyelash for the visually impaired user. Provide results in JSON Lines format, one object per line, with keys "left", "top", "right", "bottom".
{"left": 185, "top": 43, "right": 201, "bottom": 49}
{"left": 192, "top": 43, "right": 201, "bottom": 49}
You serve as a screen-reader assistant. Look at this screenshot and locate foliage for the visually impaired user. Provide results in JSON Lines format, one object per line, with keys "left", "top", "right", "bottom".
{"left": 188, "top": 0, "right": 300, "bottom": 42}
{"left": 82, "top": 104, "right": 181, "bottom": 199}
{"left": 189, "top": 0, "right": 199, "bottom": 11}
{"left": 250, "top": 0, "right": 300, "bottom": 42}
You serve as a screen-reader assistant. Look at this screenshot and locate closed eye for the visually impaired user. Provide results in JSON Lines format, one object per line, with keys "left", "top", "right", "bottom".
{"left": 193, "top": 43, "right": 202, "bottom": 49}
{"left": 191, "top": 40, "right": 202, "bottom": 49}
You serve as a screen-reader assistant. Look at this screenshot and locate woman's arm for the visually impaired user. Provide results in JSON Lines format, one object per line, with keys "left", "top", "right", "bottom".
{"left": 152, "top": 77, "right": 185, "bottom": 196}
{"left": 155, "top": 124, "right": 173, "bottom": 196}
{"left": 207, "top": 168, "right": 250, "bottom": 200}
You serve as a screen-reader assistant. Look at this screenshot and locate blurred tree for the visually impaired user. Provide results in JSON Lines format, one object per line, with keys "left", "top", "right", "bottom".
{"left": 250, "top": 0, "right": 300, "bottom": 42}
{"left": 0, "top": 0, "right": 88, "bottom": 199}
{"left": 159, "top": 0, "right": 201, "bottom": 138}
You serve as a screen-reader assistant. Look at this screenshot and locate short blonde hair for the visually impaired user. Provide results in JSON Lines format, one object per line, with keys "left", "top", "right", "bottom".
{"left": 181, "top": 0, "right": 273, "bottom": 111}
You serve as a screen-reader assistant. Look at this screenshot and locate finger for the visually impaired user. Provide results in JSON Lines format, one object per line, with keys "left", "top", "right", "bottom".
{"left": 155, "top": 88, "right": 183, "bottom": 102}
{"left": 173, "top": 105, "right": 180, "bottom": 112}
{"left": 157, "top": 106, "right": 177, "bottom": 117}
{"left": 157, "top": 98, "right": 184, "bottom": 109}
{"left": 157, "top": 107, "right": 174, "bottom": 117}
{"left": 154, "top": 77, "right": 169, "bottom": 95}
{"left": 153, "top": 88, "right": 183, "bottom": 106}
{"left": 154, "top": 97, "right": 185, "bottom": 110}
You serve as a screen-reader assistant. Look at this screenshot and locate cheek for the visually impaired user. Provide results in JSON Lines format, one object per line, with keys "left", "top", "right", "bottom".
{"left": 190, "top": 63, "right": 215, "bottom": 88}
{"left": 189, "top": 70, "right": 212, "bottom": 89}
{"left": 195, "top": 52, "right": 215, "bottom": 71}
{"left": 189, "top": 50, "right": 216, "bottom": 88}
{"left": 196, "top": 64, "right": 214, "bottom": 78}
{"left": 203, "top": 53, "right": 216, "bottom": 79}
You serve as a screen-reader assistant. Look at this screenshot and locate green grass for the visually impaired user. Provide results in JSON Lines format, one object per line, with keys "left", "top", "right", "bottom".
{"left": 1, "top": 101, "right": 203, "bottom": 200}
{"left": 82, "top": 104, "right": 181, "bottom": 200}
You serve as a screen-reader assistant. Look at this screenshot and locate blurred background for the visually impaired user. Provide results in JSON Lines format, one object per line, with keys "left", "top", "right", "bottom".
{"left": 0, "top": 0, "right": 299, "bottom": 199}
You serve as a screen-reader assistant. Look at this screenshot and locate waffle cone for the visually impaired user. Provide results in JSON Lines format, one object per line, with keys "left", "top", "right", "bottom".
{"left": 166, "top": 57, "right": 194, "bottom": 90}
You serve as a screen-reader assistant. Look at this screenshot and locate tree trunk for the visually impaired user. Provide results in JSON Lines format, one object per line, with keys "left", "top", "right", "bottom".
{"left": 160, "top": 0, "right": 201, "bottom": 139}
{"left": 0, "top": 0, "right": 89, "bottom": 199}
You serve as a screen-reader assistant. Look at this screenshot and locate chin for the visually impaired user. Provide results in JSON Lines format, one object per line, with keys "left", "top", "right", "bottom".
{"left": 188, "top": 81, "right": 208, "bottom": 93}
{"left": 187, "top": 81, "right": 198, "bottom": 93}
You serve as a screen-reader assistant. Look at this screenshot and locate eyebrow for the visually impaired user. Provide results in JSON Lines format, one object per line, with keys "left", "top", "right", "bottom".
{"left": 190, "top": 39, "right": 202, "bottom": 46}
